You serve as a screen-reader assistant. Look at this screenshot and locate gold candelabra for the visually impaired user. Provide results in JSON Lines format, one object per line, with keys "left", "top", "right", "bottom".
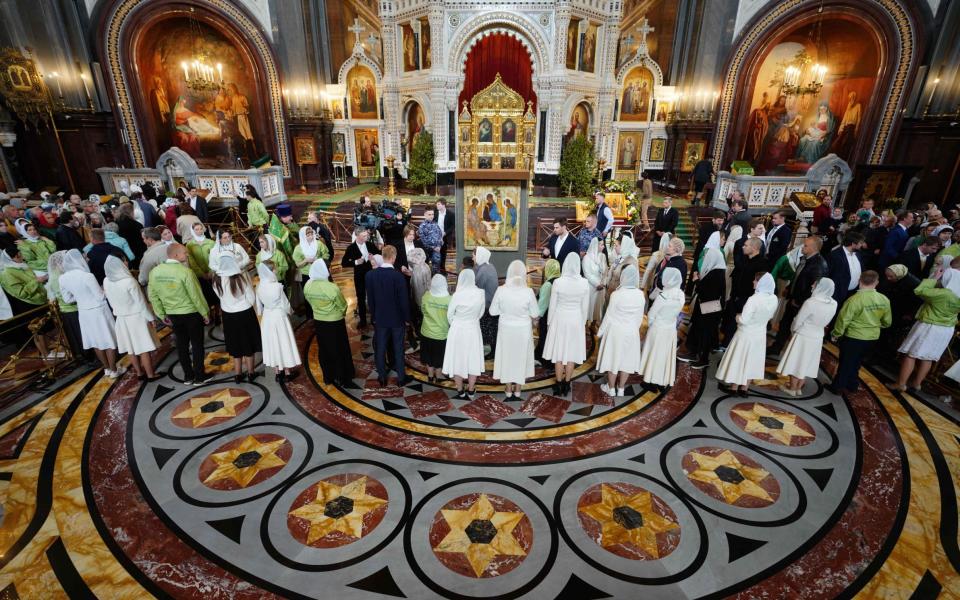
{"left": 386, "top": 155, "right": 396, "bottom": 198}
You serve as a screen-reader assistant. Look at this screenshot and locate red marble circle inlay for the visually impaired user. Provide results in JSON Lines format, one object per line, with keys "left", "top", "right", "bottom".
{"left": 681, "top": 446, "right": 780, "bottom": 508}
{"left": 197, "top": 433, "right": 292, "bottom": 491}
{"left": 728, "top": 402, "right": 816, "bottom": 446}
{"left": 576, "top": 482, "right": 681, "bottom": 560}
{"left": 286, "top": 473, "right": 389, "bottom": 548}
{"left": 170, "top": 387, "right": 252, "bottom": 429}
{"left": 428, "top": 492, "right": 533, "bottom": 578}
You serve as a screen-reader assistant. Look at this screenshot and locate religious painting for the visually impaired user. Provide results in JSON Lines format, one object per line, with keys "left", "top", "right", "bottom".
{"left": 407, "top": 102, "right": 426, "bottom": 154}
{"left": 739, "top": 20, "right": 879, "bottom": 175}
{"left": 565, "top": 19, "right": 580, "bottom": 70}
{"left": 578, "top": 22, "right": 598, "bottom": 73}
{"left": 463, "top": 181, "right": 521, "bottom": 251}
{"left": 478, "top": 119, "right": 493, "bottom": 143}
{"left": 420, "top": 18, "right": 432, "bottom": 69}
{"left": 354, "top": 128, "right": 379, "bottom": 181}
{"left": 681, "top": 141, "right": 706, "bottom": 173}
{"left": 133, "top": 16, "right": 266, "bottom": 168}
{"left": 294, "top": 136, "right": 317, "bottom": 165}
{"left": 401, "top": 23, "right": 419, "bottom": 72}
{"left": 620, "top": 67, "right": 654, "bottom": 121}
{"left": 616, "top": 131, "right": 643, "bottom": 178}
{"left": 477, "top": 156, "right": 493, "bottom": 169}
{"left": 331, "top": 99, "right": 344, "bottom": 119}
{"left": 333, "top": 133, "right": 346, "bottom": 157}
{"left": 650, "top": 138, "right": 666, "bottom": 162}
{"left": 568, "top": 103, "right": 590, "bottom": 139}
{"left": 347, "top": 65, "right": 378, "bottom": 119}
{"left": 655, "top": 100, "right": 672, "bottom": 122}
{"left": 502, "top": 119, "right": 517, "bottom": 143}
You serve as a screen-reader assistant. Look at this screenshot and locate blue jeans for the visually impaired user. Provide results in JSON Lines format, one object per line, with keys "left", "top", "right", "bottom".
{"left": 374, "top": 326, "right": 406, "bottom": 382}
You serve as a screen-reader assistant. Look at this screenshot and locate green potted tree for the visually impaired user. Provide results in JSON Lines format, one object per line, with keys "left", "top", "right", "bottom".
{"left": 407, "top": 130, "right": 436, "bottom": 195}
{"left": 559, "top": 135, "right": 595, "bottom": 198}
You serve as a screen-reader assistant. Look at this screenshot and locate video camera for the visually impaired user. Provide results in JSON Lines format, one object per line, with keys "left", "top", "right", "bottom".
{"left": 353, "top": 199, "right": 408, "bottom": 233}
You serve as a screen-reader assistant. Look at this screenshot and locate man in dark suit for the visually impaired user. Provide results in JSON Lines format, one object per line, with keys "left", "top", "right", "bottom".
{"left": 86, "top": 228, "right": 127, "bottom": 285}
{"left": 651, "top": 197, "right": 679, "bottom": 253}
{"left": 828, "top": 231, "right": 865, "bottom": 307}
{"left": 341, "top": 227, "right": 381, "bottom": 327}
{"left": 434, "top": 198, "right": 455, "bottom": 274}
{"left": 186, "top": 187, "right": 209, "bottom": 223}
{"left": 769, "top": 236, "right": 828, "bottom": 355}
{"left": 733, "top": 219, "right": 767, "bottom": 269}
{"left": 896, "top": 235, "right": 940, "bottom": 280}
{"left": 765, "top": 210, "right": 792, "bottom": 264}
{"left": 723, "top": 198, "right": 751, "bottom": 243}
{"left": 879, "top": 209, "right": 913, "bottom": 269}
{"left": 721, "top": 237, "right": 768, "bottom": 344}
{"left": 541, "top": 217, "right": 579, "bottom": 266}
{"left": 366, "top": 245, "right": 411, "bottom": 386}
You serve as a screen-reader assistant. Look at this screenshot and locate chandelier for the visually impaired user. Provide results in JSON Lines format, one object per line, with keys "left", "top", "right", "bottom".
{"left": 180, "top": 7, "right": 223, "bottom": 94}
{"left": 781, "top": 2, "right": 828, "bottom": 98}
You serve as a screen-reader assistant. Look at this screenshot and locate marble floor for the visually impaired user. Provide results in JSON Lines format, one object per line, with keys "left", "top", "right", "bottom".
{"left": 0, "top": 270, "right": 958, "bottom": 599}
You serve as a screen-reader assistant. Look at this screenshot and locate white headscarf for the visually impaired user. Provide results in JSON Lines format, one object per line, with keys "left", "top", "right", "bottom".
{"left": 190, "top": 224, "right": 207, "bottom": 243}
{"left": 258, "top": 234, "right": 276, "bottom": 260}
{"left": 619, "top": 235, "right": 639, "bottom": 260}
{"left": 257, "top": 262, "right": 277, "bottom": 284}
{"left": 811, "top": 278, "right": 835, "bottom": 302}
{"left": 214, "top": 230, "right": 236, "bottom": 254}
{"left": 104, "top": 255, "right": 133, "bottom": 283}
{"left": 657, "top": 232, "right": 672, "bottom": 255}
{"left": 619, "top": 264, "right": 639, "bottom": 289}
{"left": 586, "top": 238, "right": 601, "bottom": 262}
{"left": 0, "top": 250, "right": 28, "bottom": 270}
{"left": 298, "top": 226, "right": 318, "bottom": 260}
{"left": 62, "top": 249, "right": 90, "bottom": 273}
{"left": 699, "top": 248, "right": 726, "bottom": 276}
{"left": 942, "top": 268, "right": 960, "bottom": 298}
{"left": 660, "top": 267, "right": 683, "bottom": 297}
{"left": 309, "top": 258, "right": 329, "bottom": 281}
{"left": 505, "top": 260, "right": 528, "bottom": 288}
{"left": 15, "top": 218, "right": 38, "bottom": 242}
{"left": 475, "top": 246, "right": 491, "bottom": 266}
{"left": 429, "top": 273, "right": 449, "bottom": 297}
{"left": 724, "top": 226, "right": 742, "bottom": 258}
{"left": 217, "top": 254, "right": 241, "bottom": 277}
{"left": 755, "top": 273, "right": 776, "bottom": 295}
{"left": 705, "top": 231, "right": 722, "bottom": 250}
{"left": 45, "top": 251, "right": 67, "bottom": 301}
{"left": 561, "top": 252, "right": 583, "bottom": 279}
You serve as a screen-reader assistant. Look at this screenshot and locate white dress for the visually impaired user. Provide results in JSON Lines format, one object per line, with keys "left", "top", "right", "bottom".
{"left": 103, "top": 277, "right": 157, "bottom": 355}
{"left": 542, "top": 276, "right": 590, "bottom": 364}
{"left": 716, "top": 293, "right": 779, "bottom": 386}
{"left": 442, "top": 289, "right": 486, "bottom": 378}
{"left": 59, "top": 270, "right": 117, "bottom": 351}
{"left": 596, "top": 288, "right": 646, "bottom": 374}
{"left": 638, "top": 290, "right": 684, "bottom": 385}
{"left": 776, "top": 296, "right": 837, "bottom": 379}
{"left": 490, "top": 286, "right": 539, "bottom": 384}
{"left": 257, "top": 279, "right": 302, "bottom": 369}
{"left": 582, "top": 253, "right": 607, "bottom": 323}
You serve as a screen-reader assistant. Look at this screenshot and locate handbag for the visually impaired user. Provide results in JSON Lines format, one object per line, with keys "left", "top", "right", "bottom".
{"left": 700, "top": 299, "right": 722, "bottom": 314}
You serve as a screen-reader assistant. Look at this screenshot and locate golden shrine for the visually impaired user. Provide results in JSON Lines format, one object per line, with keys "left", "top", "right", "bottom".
{"left": 458, "top": 74, "right": 536, "bottom": 172}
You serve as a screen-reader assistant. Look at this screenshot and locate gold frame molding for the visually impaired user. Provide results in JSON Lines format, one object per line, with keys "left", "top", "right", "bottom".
{"left": 102, "top": 0, "right": 290, "bottom": 176}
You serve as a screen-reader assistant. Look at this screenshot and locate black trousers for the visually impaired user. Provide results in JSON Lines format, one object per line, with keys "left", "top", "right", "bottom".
{"left": 60, "top": 310, "right": 87, "bottom": 359}
{"left": 772, "top": 301, "right": 800, "bottom": 351}
{"left": 374, "top": 325, "right": 406, "bottom": 382}
{"left": 833, "top": 337, "right": 874, "bottom": 392}
{"left": 721, "top": 296, "right": 748, "bottom": 344}
{"left": 354, "top": 274, "right": 368, "bottom": 325}
{"left": 169, "top": 313, "right": 206, "bottom": 380}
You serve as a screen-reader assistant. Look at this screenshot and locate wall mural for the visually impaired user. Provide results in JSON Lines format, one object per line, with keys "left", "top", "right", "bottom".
{"left": 578, "top": 22, "right": 598, "bottom": 73}
{"left": 347, "top": 65, "right": 378, "bottom": 119}
{"left": 463, "top": 182, "right": 521, "bottom": 251}
{"left": 407, "top": 102, "right": 426, "bottom": 154}
{"left": 568, "top": 103, "right": 590, "bottom": 139}
{"left": 135, "top": 17, "right": 265, "bottom": 168}
{"left": 402, "top": 23, "right": 419, "bottom": 72}
{"left": 565, "top": 19, "right": 580, "bottom": 70}
{"left": 420, "top": 18, "right": 432, "bottom": 69}
{"left": 354, "top": 128, "right": 380, "bottom": 181}
{"left": 619, "top": 66, "right": 654, "bottom": 121}
{"left": 739, "top": 20, "right": 879, "bottom": 175}
{"left": 616, "top": 131, "right": 643, "bottom": 178}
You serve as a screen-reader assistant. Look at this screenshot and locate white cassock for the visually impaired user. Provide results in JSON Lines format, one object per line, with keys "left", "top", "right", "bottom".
{"left": 103, "top": 273, "right": 157, "bottom": 355}
{"left": 582, "top": 238, "right": 608, "bottom": 323}
{"left": 59, "top": 270, "right": 117, "bottom": 351}
{"left": 256, "top": 264, "right": 302, "bottom": 370}
{"left": 490, "top": 261, "right": 539, "bottom": 385}
{"left": 443, "top": 270, "right": 486, "bottom": 378}
{"left": 777, "top": 279, "right": 837, "bottom": 380}
{"left": 596, "top": 266, "right": 646, "bottom": 375}
{"left": 638, "top": 267, "right": 685, "bottom": 386}
{"left": 717, "top": 274, "right": 780, "bottom": 386}
{"left": 543, "top": 254, "right": 591, "bottom": 364}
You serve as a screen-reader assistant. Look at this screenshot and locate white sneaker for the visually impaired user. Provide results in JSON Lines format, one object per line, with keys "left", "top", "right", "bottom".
{"left": 600, "top": 383, "right": 613, "bottom": 396}
{"left": 616, "top": 387, "right": 625, "bottom": 397}
{"left": 105, "top": 369, "right": 116, "bottom": 378}
{"left": 113, "top": 365, "right": 127, "bottom": 377}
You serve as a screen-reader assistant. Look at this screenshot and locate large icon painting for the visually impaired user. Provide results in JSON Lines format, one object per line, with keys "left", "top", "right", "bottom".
{"left": 620, "top": 66, "right": 654, "bottom": 122}
{"left": 347, "top": 65, "right": 378, "bottom": 119}
{"left": 462, "top": 182, "right": 521, "bottom": 251}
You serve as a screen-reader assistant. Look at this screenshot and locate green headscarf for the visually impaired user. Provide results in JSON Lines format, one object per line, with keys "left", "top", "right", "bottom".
{"left": 543, "top": 259, "right": 561, "bottom": 283}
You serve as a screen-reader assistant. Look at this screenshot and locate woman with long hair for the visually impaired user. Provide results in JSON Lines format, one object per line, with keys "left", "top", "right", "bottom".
{"left": 212, "top": 254, "right": 261, "bottom": 382}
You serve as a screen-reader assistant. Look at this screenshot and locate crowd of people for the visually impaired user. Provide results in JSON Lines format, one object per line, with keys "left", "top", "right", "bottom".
{"left": 1, "top": 185, "right": 958, "bottom": 402}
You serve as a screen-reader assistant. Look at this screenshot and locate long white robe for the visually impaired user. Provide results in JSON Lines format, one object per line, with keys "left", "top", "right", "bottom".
{"left": 59, "top": 270, "right": 117, "bottom": 350}
{"left": 582, "top": 251, "right": 607, "bottom": 323}
{"left": 442, "top": 288, "right": 486, "bottom": 378}
{"left": 596, "top": 287, "right": 646, "bottom": 374}
{"left": 716, "top": 293, "right": 779, "bottom": 386}
{"left": 542, "top": 276, "right": 590, "bottom": 364}
{"left": 490, "top": 285, "right": 539, "bottom": 384}
{"left": 257, "top": 280, "right": 301, "bottom": 369}
{"left": 103, "top": 276, "right": 157, "bottom": 355}
{"left": 638, "top": 290, "right": 684, "bottom": 385}
{"left": 776, "top": 296, "right": 837, "bottom": 379}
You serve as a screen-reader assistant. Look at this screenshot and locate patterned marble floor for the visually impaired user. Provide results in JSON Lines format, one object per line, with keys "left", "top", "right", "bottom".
{"left": 0, "top": 275, "right": 958, "bottom": 599}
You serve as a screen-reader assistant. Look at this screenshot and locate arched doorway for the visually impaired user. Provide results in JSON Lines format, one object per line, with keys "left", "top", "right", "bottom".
{"left": 458, "top": 33, "right": 536, "bottom": 112}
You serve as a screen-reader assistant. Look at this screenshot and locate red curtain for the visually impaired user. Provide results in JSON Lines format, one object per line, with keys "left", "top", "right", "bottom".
{"left": 459, "top": 34, "right": 536, "bottom": 111}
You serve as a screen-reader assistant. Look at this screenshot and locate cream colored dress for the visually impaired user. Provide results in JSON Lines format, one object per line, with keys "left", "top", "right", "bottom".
{"left": 716, "top": 293, "right": 779, "bottom": 386}
{"left": 638, "top": 289, "right": 684, "bottom": 386}
{"left": 542, "top": 266, "right": 591, "bottom": 364}
{"left": 489, "top": 285, "right": 539, "bottom": 384}
{"left": 257, "top": 278, "right": 301, "bottom": 369}
{"left": 776, "top": 296, "right": 837, "bottom": 379}
{"left": 103, "top": 276, "right": 157, "bottom": 355}
{"left": 596, "top": 287, "right": 646, "bottom": 375}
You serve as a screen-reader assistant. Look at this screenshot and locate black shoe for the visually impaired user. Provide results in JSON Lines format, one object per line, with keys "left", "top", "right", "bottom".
{"left": 767, "top": 346, "right": 782, "bottom": 356}
{"left": 192, "top": 374, "right": 212, "bottom": 386}
{"left": 455, "top": 389, "right": 467, "bottom": 400}
{"left": 466, "top": 387, "right": 477, "bottom": 400}
{"left": 248, "top": 371, "right": 260, "bottom": 382}
{"left": 138, "top": 374, "right": 147, "bottom": 382}
{"left": 737, "top": 389, "right": 749, "bottom": 397}
{"left": 561, "top": 381, "right": 571, "bottom": 395}
{"left": 286, "top": 370, "right": 299, "bottom": 382}
{"left": 551, "top": 382, "right": 561, "bottom": 396}
{"left": 234, "top": 374, "right": 246, "bottom": 383}
{"left": 277, "top": 372, "right": 286, "bottom": 384}
{"left": 396, "top": 378, "right": 410, "bottom": 387}
{"left": 677, "top": 353, "right": 696, "bottom": 363}
{"left": 145, "top": 372, "right": 165, "bottom": 382}
{"left": 377, "top": 378, "right": 388, "bottom": 388}
{"left": 275, "top": 371, "right": 282, "bottom": 382}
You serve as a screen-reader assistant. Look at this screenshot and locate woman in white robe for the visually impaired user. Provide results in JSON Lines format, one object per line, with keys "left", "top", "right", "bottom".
{"left": 776, "top": 278, "right": 837, "bottom": 396}
{"left": 490, "top": 261, "right": 539, "bottom": 398}
{"left": 102, "top": 256, "right": 159, "bottom": 381}
{"left": 543, "top": 253, "right": 591, "bottom": 396}
{"left": 58, "top": 249, "right": 121, "bottom": 378}
{"left": 207, "top": 229, "right": 251, "bottom": 275}
{"left": 582, "top": 238, "right": 607, "bottom": 325}
{"left": 596, "top": 264, "right": 646, "bottom": 396}
{"left": 638, "top": 266, "right": 684, "bottom": 388}
{"left": 606, "top": 234, "right": 639, "bottom": 297}
{"left": 641, "top": 233, "right": 672, "bottom": 293}
{"left": 443, "top": 269, "right": 486, "bottom": 398}
{"left": 256, "top": 262, "right": 302, "bottom": 381}
{"left": 716, "top": 272, "right": 779, "bottom": 395}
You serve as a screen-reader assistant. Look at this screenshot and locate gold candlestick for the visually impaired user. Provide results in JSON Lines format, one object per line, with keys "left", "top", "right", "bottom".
{"left": 386, "top": 155, "right": 396, "bottom": 198}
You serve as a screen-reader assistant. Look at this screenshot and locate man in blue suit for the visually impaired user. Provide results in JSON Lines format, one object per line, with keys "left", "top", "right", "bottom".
{"left": 366, "top": 245, "right": 411, "bottom": 386}
{"left": 827, "top": 231, "right": 864, "bottom": 307}
{"left": 879, "top": 209, "right": 913, "bottom": 270}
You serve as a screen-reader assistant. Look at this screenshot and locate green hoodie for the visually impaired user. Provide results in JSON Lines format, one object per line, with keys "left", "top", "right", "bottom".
{"left": 831, "top": 288, "right": 892, "bottom": 341}
{"left": 147, "top": 260, "right": 209, "bottom": 319}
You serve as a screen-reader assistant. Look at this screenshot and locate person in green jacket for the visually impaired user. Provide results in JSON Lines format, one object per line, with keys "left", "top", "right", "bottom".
{"left": 185, "top": 221, "right": 219, "bottom": 316}
{"left": 256, "top": 233, "right": 288, "bottom": 284}
{"left": 890, "top": 268, "right": 960, "bottom": 392}
{"left": 292, "top": 226, "right": 330, "bottom": 281}
{"left": 419, "top": 273, "right": 451, "bottom": 382}
{"left": 535, "top": 259, "right": 561, "bottom": 368}
{"left": 15, "top": 220, "right": 55, "bottom": 274}
{"left": 245, "top": 192, "right": 268, "bottom": 230}
{"left": 828, "top": 270, "right": 892, "bottom": 395}
{"left": 148, "top": 243, "right": 210, "bottom": 385}
{"left": 303, "top": 259, "right": 355, "bottom": 385}
{"left": 0, "top": 248, "right": 51, "bottom": 357}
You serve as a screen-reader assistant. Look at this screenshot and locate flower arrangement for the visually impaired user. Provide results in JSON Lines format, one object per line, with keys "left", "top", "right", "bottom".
{"left": 596, "top": 180, "right": 645, "bottom": 225}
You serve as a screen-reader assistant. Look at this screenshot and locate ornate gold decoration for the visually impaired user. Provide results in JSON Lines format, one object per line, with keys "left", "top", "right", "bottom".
{"left": 433, "top": 493, "right": 527, "bottom": 577}
{"left": 685, "top": 449, "right": 774, "bottom": 504}
{"left": 0, "top": 48, "right": 52, "bottom": 127}
{"left": 458, "top": 74, "right": 536, "bottom": 170}
{"left": 203, "top": 435, "right": 287, "bottom": 487}
{"left": 288, "top": 476, "right": 388, "bottom": 543}
{"left": 578, "top": 484, "right": 679, "bottom": 558}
